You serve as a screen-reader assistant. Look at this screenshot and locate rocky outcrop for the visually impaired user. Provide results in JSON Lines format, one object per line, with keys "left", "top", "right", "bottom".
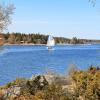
{"left": 0, "top": 74, "right": 74, "bottom": 100}
{"left": 31, "top": 74, "right": 72, "bottom": 85}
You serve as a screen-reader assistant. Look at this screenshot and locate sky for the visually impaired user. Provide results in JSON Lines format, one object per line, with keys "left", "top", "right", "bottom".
{"left": 1, "top": 0, "right": 100, "bottom": 39}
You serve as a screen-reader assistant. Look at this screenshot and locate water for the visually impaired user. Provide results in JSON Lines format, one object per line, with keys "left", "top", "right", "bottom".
{"left": 0, "top": 44, "right": 100, "bottom": 85}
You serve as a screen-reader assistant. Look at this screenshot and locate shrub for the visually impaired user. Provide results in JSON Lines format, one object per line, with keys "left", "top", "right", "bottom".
{"left": 5, "top": 78, "right": 27, "bottom": 88}
{"left": 72, "top": 66, "right": 100, "bottom": 100}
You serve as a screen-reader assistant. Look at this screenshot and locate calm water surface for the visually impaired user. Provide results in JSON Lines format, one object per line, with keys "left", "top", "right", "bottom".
{"left": 0, "top": 44, "right": 100, "bottom": 85}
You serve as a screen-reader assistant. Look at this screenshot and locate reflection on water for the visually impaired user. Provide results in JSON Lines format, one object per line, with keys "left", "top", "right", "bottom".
{"left": 0, "top": 46, "right": 5, "bottom": 54}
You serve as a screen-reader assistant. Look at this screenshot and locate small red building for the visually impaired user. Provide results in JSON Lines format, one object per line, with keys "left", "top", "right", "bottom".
{"left": 0, "top": 34, "right": 4, "bottom": 45}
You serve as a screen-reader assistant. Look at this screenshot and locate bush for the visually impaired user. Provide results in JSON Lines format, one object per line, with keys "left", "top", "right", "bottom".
{"left": 72, "top": 66, "right": 100, "bottom": 100}
{"left": 5, "top": 78, "right": 27, "bottom": 88}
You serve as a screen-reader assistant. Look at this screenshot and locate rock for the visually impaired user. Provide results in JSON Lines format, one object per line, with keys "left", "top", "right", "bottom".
{"left": 44, "top": 74, "right": 72, "bottom": 85}
{"left": 2, "top": 85, "right": 21, "bottom": 99}
{"left": 30, "top": 74, "right": 55, "bottom": 85}
{"left": 31, "top": 74, "right": 72, "bottom": 85}
{"left": 43, "top": 74, "right": 56, "bottom": 84}
{"left": 30, "top": 75, "right": 48, "bottom": 89}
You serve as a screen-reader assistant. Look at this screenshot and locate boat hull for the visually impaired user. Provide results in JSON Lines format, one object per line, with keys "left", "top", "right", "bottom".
{"left": 47, "top": 46, "right": 55, "bottom": 51}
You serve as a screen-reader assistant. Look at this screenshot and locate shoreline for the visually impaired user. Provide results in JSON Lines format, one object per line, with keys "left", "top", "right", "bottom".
{"left": 3, "top": 43, "right": 97, "bottom": 46}
{"left": 3, "top": 43, "right": 46, "bottom": 46}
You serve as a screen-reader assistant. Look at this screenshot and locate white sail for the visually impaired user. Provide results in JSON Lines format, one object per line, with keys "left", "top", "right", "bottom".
{"left": 47, "top": 35, "right": 55, "bottom": 47}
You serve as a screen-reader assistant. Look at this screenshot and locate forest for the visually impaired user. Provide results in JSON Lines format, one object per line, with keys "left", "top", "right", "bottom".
{"left": 1, "top": 32, "right": 100, "bottom": 45}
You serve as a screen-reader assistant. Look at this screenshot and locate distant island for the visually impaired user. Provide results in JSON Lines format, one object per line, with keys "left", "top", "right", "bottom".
{"left": 0, "top": 32, "right": 100, "bottom": 45}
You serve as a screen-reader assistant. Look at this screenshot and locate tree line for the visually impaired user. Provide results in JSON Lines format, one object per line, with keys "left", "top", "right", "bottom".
{"left": 3, "top": 33, "right": 70, "bottom": 44}
{"left": 0, "top": 32, "right": 99, "bottom": 45}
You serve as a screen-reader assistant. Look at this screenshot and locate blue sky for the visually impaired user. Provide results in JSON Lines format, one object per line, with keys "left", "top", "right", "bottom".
{"left": 1, "top": 0, "right": 100, "bottom": 39}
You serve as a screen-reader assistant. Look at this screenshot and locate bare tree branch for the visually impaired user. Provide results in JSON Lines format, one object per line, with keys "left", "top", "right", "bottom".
{"left": 89, "top": 0, "right": 96, "bottom": 7}
{"left": 0, "top": 3, "right": 15, "bottom": 32}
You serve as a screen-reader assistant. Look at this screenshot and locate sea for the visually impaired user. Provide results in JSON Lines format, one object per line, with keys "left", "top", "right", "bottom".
{"left": 0, "top": 44, "right": 100, "bottom": 85}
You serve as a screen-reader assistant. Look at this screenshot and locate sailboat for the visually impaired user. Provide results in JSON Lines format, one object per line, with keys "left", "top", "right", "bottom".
{"left": 47, "top": 35, "right": 55, "bottom": 50}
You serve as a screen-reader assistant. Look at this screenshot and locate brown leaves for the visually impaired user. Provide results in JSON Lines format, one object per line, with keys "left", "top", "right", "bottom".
{"left": 72, "top": 66, "right": 100, "bottom": 99}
